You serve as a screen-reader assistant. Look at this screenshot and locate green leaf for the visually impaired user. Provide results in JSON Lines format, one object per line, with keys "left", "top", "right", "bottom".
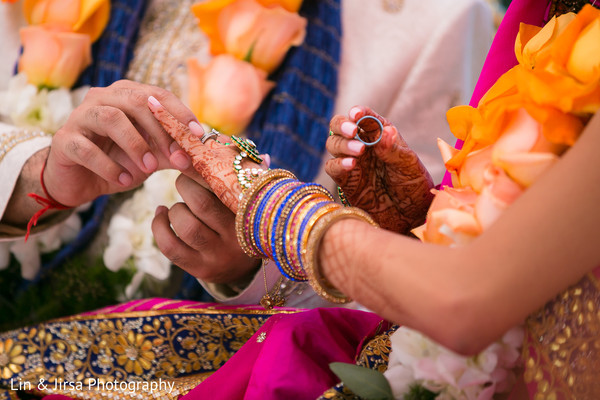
{"left": 329, "top": 362, "right": 394, "bottom": 400}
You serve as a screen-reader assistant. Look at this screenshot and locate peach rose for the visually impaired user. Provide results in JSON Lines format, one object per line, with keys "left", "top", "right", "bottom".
{"left": 18, "top": 25, "right": 92, "bottom": 89}
{"left": 187, "top": 54, "right": 275, "bottom": 135}
{"left": 412, "top": 187, "right": 481, "bottom": 246}
{"left": 23, "top": 0, "right": 110, "bottom": 42}
{"left": 192, "top": 0, "right": 306, "bottom": 73}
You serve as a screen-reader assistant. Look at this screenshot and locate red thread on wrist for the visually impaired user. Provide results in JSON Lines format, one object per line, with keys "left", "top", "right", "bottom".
{"left": 25, "top": 162, "right": 72, "bottom": 241}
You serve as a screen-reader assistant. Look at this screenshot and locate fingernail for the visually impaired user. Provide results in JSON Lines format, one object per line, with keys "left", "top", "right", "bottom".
{"left": 262, "top": 153, "right": 271, "bottom": 167}
{"left": 341, "top": 122, "right": 356, "bottom": 138}
{"left": 349, "top": 107, "right": 361, "bottom": 120}
{"left": 171, "top": 150, "right": 191, "bottom": 170}
{"left": 170, "top": 141, "right": 181, "bottom": 154}
{"left": 143, "top": 152, "right": 158, "bottom": 171}
{"left": 189, "top": 121, "right": 205, "bottom": 137}
{"left": 341, "top": 157, "right": 354, "bottom": 169}
{"left": 148, "top": 95, "right": 161, "bottom": 110}
{"left": 118, "top": 172, "right": 133, "bottom": 186}
{"left": 347, "top": 140, "right": 364, "bottom": 155}
{"left": 155, "top": 205, "right": 166, "bottom": 216}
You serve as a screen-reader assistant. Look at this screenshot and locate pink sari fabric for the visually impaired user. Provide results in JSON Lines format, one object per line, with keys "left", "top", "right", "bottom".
{"left": 440, "top": 0, "right": 549, "bottom": 187}
{"left": 184, "top": 308, "right": 385, "bottom": 400}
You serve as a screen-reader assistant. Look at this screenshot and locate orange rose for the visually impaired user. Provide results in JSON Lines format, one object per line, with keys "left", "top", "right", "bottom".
{"left": 515, "top": 5, "right": 600, "bottom": 116}
{"left": 23, "top": 0, "right": 110, "bottom": 42}
{"left": 258, "top": 0, "right": 303, "bottom": 12}
{"left": 18, "top": 25, "right": 92, "bottom": 89}
{"left": 420, "top": 6, "right": 597, "bottom": 247}
{"left": 192, "top": 0, "right": 306, "bottom": 73}
{"left": 187, "top": 54, "right": 275, "bottom": 135}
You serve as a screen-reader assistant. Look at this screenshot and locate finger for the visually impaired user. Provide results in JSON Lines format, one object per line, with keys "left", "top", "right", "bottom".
{"left": 374, "top": 125, "right": 412, "bottom": 164}
{"left": 261, "top": 153, "right": 271, "bottom": 168}
{"left": 180, "top": 168, "right": 211, "bottom": 190}
{"left": 175, "top": 174, "right": 234, "bottom": 233}
{"left": 329, "top": 114, "right": 356, "bottom": 139}
{"left": 88, "top": 81, "right": 199, "bottom": 159}
{"left": 54, "top": 132, "right": 134, "bottom": 186}
{"left": 152, "top": 206, "right": 205, "bottom": 272}
{"left": 168, "top": 202, "right": 219, "bottom": 251}
{"left": 325, "top": 157, "right": 356, "bottom": 181}
{"left": 82, "top": 104, "right": 158, "bottom": 174}
{"left": 326, "top": 134, "right": 365, "bottom": 158}
{"left": 349, "top": 105, "right": 392, "bottom": 127}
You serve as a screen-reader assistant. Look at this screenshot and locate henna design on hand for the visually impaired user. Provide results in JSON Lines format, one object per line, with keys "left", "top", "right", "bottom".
{"left": 150, "top": 105, "right": 247, "bottom": 213}
{"left": 335, "top": 120, "right": 434, "bottom": 234}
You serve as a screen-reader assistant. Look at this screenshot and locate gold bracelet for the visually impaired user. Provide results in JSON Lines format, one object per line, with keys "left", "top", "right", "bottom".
{"left": 273, "top": 186, "right": 334, "bottom": 281}
{"left": 235, "top": 169, "right": 297, "bottom": 257}
{"left": 303, "top": 207, "right": 379, "bottom": 303}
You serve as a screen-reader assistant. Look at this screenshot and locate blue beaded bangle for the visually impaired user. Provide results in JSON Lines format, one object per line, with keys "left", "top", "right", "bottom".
{"left": 295, "top": 200, "right": 331, "bottom": 272}
{"left": 252, "top": 178, "right": 297, "bottom": 257}
{"left": 270, "top": 183, "right": 313, "bottom": 279}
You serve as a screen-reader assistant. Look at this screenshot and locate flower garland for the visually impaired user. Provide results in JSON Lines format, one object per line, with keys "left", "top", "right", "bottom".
{"left": 382, "top": 5, "right": 600, "bottom": 400}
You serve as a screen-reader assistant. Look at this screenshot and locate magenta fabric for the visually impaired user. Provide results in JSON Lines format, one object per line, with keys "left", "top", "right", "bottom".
{"left": 440, "top": 0, "right": 550, "bottom": 187}
{"left": 184, "top": 308, "right": 385, "bottom": 400}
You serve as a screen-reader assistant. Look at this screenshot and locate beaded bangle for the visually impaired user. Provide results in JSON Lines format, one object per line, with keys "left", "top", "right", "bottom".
{"left": 277, "top": 187, "right": 334, "bottom": 280}
{"left": 272, "top": 185, "right": 334, "bottom": 280}
{"left": 269, "top": 183, "right": 313, "bottom": 278}
{"left": 303, "top": 207, "right": 378, "bottom": 303}
{"left": 297, "top": 201, "right": 341, "bottom": 271}
{"left": 235, "top": 169, "right": 297, "bottom": 258}
{"left": 284, "top": 193, "right": 331, "bottom": 276}
{"left": 252, "top": 180, "right": 301, "bottom": 258}
{"left": 256, "top": 181, "right": 303, "bottom": 259}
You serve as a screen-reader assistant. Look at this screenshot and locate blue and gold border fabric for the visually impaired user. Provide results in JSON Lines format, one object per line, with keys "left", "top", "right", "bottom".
{"left": 0, "top": 304, "right": 299, "bottom": 399}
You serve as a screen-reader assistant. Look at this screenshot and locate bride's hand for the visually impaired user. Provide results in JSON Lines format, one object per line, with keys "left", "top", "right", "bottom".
{"left": 325, "top": 106, "right": 434, "bottom": 233}
{"left": 147, "top": 96, "right": 267, "bottom": 214}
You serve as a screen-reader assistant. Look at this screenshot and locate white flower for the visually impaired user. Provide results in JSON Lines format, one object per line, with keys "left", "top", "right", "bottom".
{"left": 384, "top": 326, "right": 524, "bottom": 400}
{"left": 0, "top": 73, "right": 89, "bottom": 133}
{"left": 103, "top": 170, "right": 182, "bottom": 298}
{"left": 0, "top": 211, "right": 83, "bottom": 280}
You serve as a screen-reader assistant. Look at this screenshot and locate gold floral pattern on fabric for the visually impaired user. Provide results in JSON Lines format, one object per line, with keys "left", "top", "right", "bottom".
{"left": 317, "top": 324, "right": 398, "bottom": 400}
{"left": 320, "top": 384, "right": 362, "bottom": 400}
{"left": 0, "top": 306, "right": 297, "bottom": 399}
{"left": 356, "top": 324, "right": 398, "bottom": 372}
{"left": 523, "top": 272, "right": 600, "bottom": 399}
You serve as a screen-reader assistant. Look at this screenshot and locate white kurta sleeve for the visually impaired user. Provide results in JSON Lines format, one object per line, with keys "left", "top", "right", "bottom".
{"left": 0, "top": 124, "right": 52, "bottom": 231}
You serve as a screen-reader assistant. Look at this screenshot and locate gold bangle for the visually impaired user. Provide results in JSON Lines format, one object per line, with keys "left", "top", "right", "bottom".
{"left": 285, "top": 193, "right": 332, "bottom": 275}
{"left": 235, "top": 169, "right": 297, "bottom": 258}
{"left": 273, "top": 186, "right": 334, "bottom": 280}
{"left": 303, "top": 207, "right": 379, "bottom": 303}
